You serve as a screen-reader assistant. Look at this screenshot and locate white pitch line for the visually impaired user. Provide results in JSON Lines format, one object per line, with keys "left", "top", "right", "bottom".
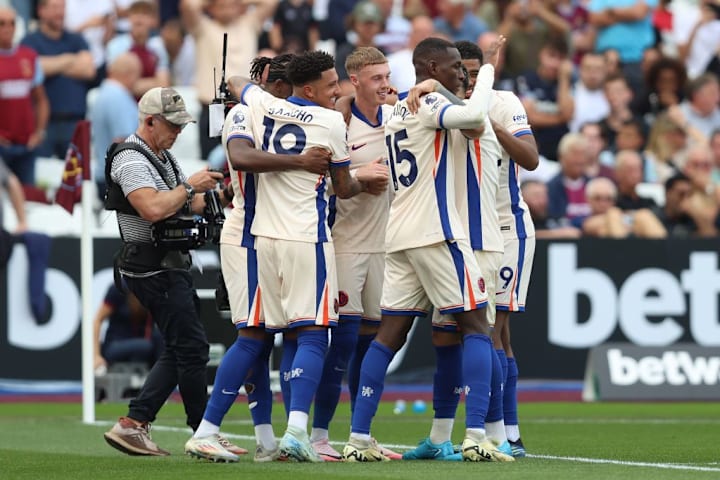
{"left": 527, "top": 454, "right": 720, "bottom": 473}
{"left": 93, "top": 421, "right": 719, "bottom": 472}
{"left": 527, "top": 418, "right": 720, "bottom": 425}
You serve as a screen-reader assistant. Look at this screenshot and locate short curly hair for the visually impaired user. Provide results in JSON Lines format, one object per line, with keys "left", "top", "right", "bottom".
{"left": 455, "top": 40, "right": 483, "bottom": 64}
{"left": 286, "top": 51, "right": 336, "bottom": 86}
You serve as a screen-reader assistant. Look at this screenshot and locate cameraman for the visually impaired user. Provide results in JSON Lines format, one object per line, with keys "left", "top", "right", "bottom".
{"left": 103, "top": 87, "right": 233, "bottom": 457}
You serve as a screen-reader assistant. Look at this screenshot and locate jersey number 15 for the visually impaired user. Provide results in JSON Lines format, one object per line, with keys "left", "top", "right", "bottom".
{"left": 385, "top": 129, "right": 417, "bottom": 190}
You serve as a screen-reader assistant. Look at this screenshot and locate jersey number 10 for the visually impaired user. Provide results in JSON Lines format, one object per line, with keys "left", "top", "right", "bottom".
{"left": 262, "top": 116, "right": 307, "bottom": 154}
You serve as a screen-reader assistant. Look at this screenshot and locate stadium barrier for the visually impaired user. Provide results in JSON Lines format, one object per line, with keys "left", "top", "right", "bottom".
{"left": 1, "top": 237, "right": 718, "bottom": 386}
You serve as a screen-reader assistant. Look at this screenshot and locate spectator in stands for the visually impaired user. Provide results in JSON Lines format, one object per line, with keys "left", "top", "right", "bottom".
{"left": 643, "top": 112, "right": 685, "bottom": 183}
{"left": 372, "top": 0, "right": 411, "bottom": 54}
{"left": 159, "top": 18, "right": 195, "bottom": 87}
{"left": 522, "top": 179, "right": 581, "bottom": 237}
{"left": 498, "top": 0, "right": 568, "bottom": 78}
{"left": 318, "top": 0, "right": 356, "bottom": 48}
{"left": 615, "top": 149, "right": 658, "bottom": 209}
{"left": 679, "top": 0, "right": 720, "bottom": 80}
{"left": 387, "top": 15, "right": 435, "bottom": 92}
{"left": 0, "top": 5, "right": 50, "bottom": 186}
{"left": 580, "top": 176, "right": 667, "bottom": 237}
{"left": 106, "top": 1, "right": 170, "bottom": 99}
{"left": 335, "top": 1, "right": 385, "bottom": 95}
{"left": 680, "top": 146, "right": 720, "bottom": 235}
{"left": 516, "top": 35, "right": 574, "bottom": 161}
{"left": 21, "top": 0, "right": 96, "bottom": 160}
{"left": 269, "top": 0, "right": 317, "bottom": 53}
{"left": 0, "top": 157, "right": 28, "bottom": 233}
{"left": 676, "top": 73, "right": 720, "bottom": 138}
{"left": 580, "top": 122, "right": 615, "bottom": 180}
{"left": 89, "top": 52, "right": 141, "bottom": 196}
{"left": 588, "top": 0, "right": 658, "bottom": 92}
{"left": 598, "top": 73, "right": 638, "bottom": 150}
{"left": 547, "top": 132, "right": 591, "bottom": 221}
{"left": 550, "top": 0, "right": 593, "bottom": 64}
{"left": 478, "top": 30, "right": 515, "bottom": 91}
{"left": 651, "top": 173, "right": 702, "bottom": 236}
{"left": 569, "top": 52, "right": 609, "bottom": 133}
{"left": 94, "top": 283, "right": 163, "bottom": 374}
{"left": 64, "top": 0, "right": 114, "bottom": 85}
{"left": 711, "top": 128, "right": 720, "bottom": 184}
{"left": 614, "top": 118, "right": 649, "bottom": 174}
{"left": 180, "top": 0, "right": 277, "bottom": 159}
{"left": 433, "top": 0, "right": 487, "bottom": 42}
{"left": 633, "top": 56, "right": 687, "bottom": 121}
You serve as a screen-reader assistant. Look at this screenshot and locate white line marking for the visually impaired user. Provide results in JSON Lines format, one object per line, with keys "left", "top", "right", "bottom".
{"left": 527, "top": 418, "right": 720, "bottom": 425}
{"left": 527, "top": 454, "right": 720, "bottom": 473}
{"left": 93, "top": 421, "right": 720, "bottom": 472}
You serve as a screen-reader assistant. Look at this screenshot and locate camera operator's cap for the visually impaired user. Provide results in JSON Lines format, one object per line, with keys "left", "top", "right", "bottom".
{"left": 351, "top": 1, "right": 383, "bottom": 23}
{"left": 139, "top": 87, "right": 196, "bottom": 125}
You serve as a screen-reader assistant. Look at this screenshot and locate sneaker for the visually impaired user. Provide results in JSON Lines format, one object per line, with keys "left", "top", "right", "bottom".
{"left": 312, "top": 438, "right": 343, "bottom": 462}
{"left": 402, "top": 437, "right": 462, "bottom": 461}
{"left": 343, "top": 437, "right": 391, "bottom": 462}
{"left": 104, "top": 417, "right": 170, "bottom": 456}
{"left": 461, "top": 436, "right": 515, "bottom": 462}
{"left": 184, "top": 434, "right": 240, "bottom": 462}
{"left": 495, "top": 440, "right": 514, "bottom": 457}
{"left": 279, "top": 427, "right": 324, "bottom": 462}
{"left": 254, "top": 444, "right": 283, "bottom": 462}
{"left": 509, "top": 438, "right": 526, "bottom": 457}
{"left": 375, "top": 440, "right": 403, "bottom": 460}
{"left": 217, "top": 434, "right": 249, "bottom": 455}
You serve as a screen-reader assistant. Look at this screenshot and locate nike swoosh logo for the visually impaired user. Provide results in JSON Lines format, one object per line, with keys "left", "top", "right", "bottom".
{"left": 221, "top": 389, "right": 237, "bottom": 395}
{"left": 351, "top": 143, "right": 367, "bottom": 151}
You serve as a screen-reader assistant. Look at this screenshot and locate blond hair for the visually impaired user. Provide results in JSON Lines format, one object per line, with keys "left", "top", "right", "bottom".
{"left": 345, "top": 47, "right": 388, "bottom": 75}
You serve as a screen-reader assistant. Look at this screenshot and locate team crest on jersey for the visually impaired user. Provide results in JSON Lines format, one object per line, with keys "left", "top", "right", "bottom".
{"left": 478, "top": 278, "right": 486, "bottom": 293}
{"left": 338, "top": 290, "right": 349, "bottom": 307}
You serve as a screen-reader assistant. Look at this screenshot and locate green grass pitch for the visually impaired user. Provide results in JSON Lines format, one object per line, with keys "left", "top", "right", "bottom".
{"left": 1, "top": 400, "right": 718, "bottom": 479}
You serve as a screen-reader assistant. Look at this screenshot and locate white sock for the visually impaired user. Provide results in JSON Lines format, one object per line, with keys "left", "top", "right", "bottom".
{"left": 465, "top": 427, "right": 487, "bottom": 443}
{"left": 194, "top": 419, "right": 220, "bottom": 439}
{"left": 349, "top": 432, "right": 371, "bottom": 444}
{"left": 310, "top": 427, "right": 328, "bottom": 443}
{"left": 254, "top": 424, "right": 277, "bottom": 450}
{"left": 485, "top": 420, "right": 507, "bottom": 445}
{"left": 505, "top": 424, "right": 520, "bottom": 442}
{"left": 287, "top": 411, "right": 309, "bottom": 432}
{"left": 429, "top": 418, "right": 454, "bottom": 444}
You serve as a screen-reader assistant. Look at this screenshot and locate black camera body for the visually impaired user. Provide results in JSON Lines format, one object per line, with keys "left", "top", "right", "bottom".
{"left": 151, "top": 190, "right": 225, "bottom": 251}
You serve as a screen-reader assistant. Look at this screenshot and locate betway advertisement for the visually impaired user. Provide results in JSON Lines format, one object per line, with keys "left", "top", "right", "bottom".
{"left": 1, "top": 238, "right": 718, "bottom": 381}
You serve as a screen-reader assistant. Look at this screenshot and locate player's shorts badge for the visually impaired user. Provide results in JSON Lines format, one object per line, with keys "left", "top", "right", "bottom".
{"left": 478, "top": 278, "right": 486, "bottom": 293}
{"left": 338, "top": 290, "right": 349, "bottom": 307}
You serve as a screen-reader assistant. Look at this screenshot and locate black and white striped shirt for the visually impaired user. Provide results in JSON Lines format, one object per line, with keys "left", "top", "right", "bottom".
{"left": 110, "top": 134, "right": 187, "bottom": 245}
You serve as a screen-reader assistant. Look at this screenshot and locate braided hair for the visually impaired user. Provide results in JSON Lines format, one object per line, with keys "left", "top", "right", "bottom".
{"left": 249, "top": 53, "right": 294, "bottom": 84}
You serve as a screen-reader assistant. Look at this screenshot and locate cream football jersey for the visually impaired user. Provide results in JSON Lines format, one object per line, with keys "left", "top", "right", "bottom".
{"left": 240, "top": 84, "right": 350, "bottom": 243}
{"left": 450, "top": 118, "right": 504, "bottom": 253}
{"left": 220, "top": 103, "right": 257, "bottom": 249}
{"left": 490, "top": 89, "right": 535, "bottom": 240}
{"left": 331, "top": 102, "right": 393, "bottom": 254}
{"left": 383, "top": 63, "right": 496, "bottom": 252}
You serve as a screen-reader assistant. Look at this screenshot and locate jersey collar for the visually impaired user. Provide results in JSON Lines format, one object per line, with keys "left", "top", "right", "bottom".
{"left": 350, "top": 100, "right": 383, "bottom": 128}
{"left": 286, "top": 96, "right": 320, "bottom": 107}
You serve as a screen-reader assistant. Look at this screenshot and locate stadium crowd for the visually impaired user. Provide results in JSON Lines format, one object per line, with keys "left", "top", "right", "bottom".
{"left": 1, "top": 0, "right": 720, "bottom": 238}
